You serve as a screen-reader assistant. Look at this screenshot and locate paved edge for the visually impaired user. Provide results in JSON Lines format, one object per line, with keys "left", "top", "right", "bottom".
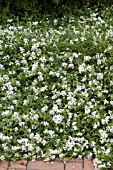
{"left": 0, "top": 157, "right": 96, "bottom": 170}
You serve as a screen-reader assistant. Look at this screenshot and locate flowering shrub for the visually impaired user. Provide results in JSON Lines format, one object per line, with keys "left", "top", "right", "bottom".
{"left": 0, "top": 6, "right": 113, "bottom": 169}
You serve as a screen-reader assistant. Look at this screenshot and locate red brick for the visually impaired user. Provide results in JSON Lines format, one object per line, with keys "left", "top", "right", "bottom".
{"left": 8, "top": 160, "right": 27, "bottom": 170}
{"left": 65, "top": 162, "right": 83, "bottom": 170}
{"left": 84, "top": 157, "right": 95, "bottom": 170}
{"left": 65, "top": 159, "right": 83, "bottom": 170}
{"left": 70, "top": 158, "right": 83, "bottom": 163}
{"left": 27, "top": 160, "right": 64, "bottom": 170}
{"left": 0, "top": 161, "right": 9, "bottom": 170}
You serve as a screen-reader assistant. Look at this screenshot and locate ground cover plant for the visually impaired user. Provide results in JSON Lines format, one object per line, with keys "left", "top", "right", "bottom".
{"left": 0, "top": 5, "right": 113, "bottom": 170}
{"left": 0, "top": 0, "right": 113, "bottom": 12}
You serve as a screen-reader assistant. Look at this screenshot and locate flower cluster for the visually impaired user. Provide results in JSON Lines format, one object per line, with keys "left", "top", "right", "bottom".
{"left": 0, "top": 6, "right": 113, "bottom": 169}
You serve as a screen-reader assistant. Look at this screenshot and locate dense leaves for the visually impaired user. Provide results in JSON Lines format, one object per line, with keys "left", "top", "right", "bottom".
{"left": 0, "top": 0, "right": 113, "bottom": 12}
{"left": 0, "top": 5, "right": 113, "bottom": 170}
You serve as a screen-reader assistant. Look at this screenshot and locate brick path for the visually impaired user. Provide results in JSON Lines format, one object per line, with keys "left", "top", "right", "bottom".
{"left": 0, "top": 157, "right": 96, "bottom": 170}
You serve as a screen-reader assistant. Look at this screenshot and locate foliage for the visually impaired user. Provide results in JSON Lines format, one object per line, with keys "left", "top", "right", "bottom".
{"left": 0, "top": 0, "right": 113, "bottom": 12}
{"left": 0, "top": 5, "right": 113, "bottom": 170}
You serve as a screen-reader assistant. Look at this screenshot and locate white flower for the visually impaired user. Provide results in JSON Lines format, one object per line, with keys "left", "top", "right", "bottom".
{"left": 104, "top": 99, "right": 109, "bottom": 104}
{"left": 110, "top": 101, "right": 113, "bottom": 105}
{"left": 97, "top": 73, "right": 103, "bottom": 80}
{"left": 59, "top": 154, "right": 65, "bottom": 158}
{"left": 97, "top": 59, "right": 102, "bottom": 65}
{"left": 38, "top": 74, "right": 44, "bottom": 81}
{"left": 31, "top": 43, "right": 39, "bottom": 50}
{"left": 70, "top": 40, "right": 74, "bottom": 44}
{"left": 19, "top": 47, "right": 25, "bottom": 53}
{"left": 52, "top": 104, "right": 58, "bottom": 112}
{"left": 55, "top": 72, "right": 60, "bottom": 77}
{"left": 56, "top": 99, "right": 62, "bottom": 105}
{"left": 23, "top": 38, "right": 28, "bottom": 44}
{"left": 78, "top": 155, "right": 82, "bottom": 159}
{"left": 78, "top": 63, "right": 86, "bottom": 73}
{"left": 40, "top": 86, "right": 47, "bottom": 92}
{"left": 80, "top": 37, "right": 85, "bottom": 41}
{"left": 19, "top": 122, "right": 25, "bottom": 126}
{"left": 40, "top": 56, "right": 47, "bottom": 63}
{"left": 84, "top": 56, "right": 91, "bottom": 61}
{"left": 27, "top": 143, "right": 34, "bottom": 151}
{"left": 62, "top": 63, "right": 67, "bottom": 67}
{"left": 87, "top": 152, "right": 93, "bottom": 160}
{"left": 34, "top": 133, "right": 41, "bottom": 141}
{"left": 0, "top": 156, "right": 5, "bottom": 160}
{"left": 31, "top": 114, "right": 39, "bottom": 120}
{"left": 2, "top": 110, "right": 10, "bottom": 116}
{"left": 54, "top": 19, "right": 58, "bottom": 25}
{"left": 110, "top": 126, "right": 113, "bottom": 133}
{"left": 74, "top": 38, "right": 79, "bottom": 42}
{"left": 13, "top": 111, "right": 19, "bottom": 118}
{"left": 53, "top": 114, "right": 64, "bottom": 124}
{"left": 32, "top": 21, "right": 38, "bottom": 25}
{"left": 93, "top": 123, "right": 98, "bottom": 129}
{"left": 110, "top": 65, "right": 113, "bottom": 70}
{"left": 41, "top": 106, "right": 48, "bottom": 112}
{"left": 73, "top": 52, "right": 78, "bottom": 58}
{"left": 72, "top": 123, "right": 78, "bottom": 130}
{"left": 32, "top": 63, "right": 38, "bottom": 72}
{"left": 68, "top": 63, "right": 74, "bottom": 69}
{"left": 87, "top": 65, "right": 92, "bottom": 71}
{"left": 99, "top": 130, "right": 108, "bottom": 139}
{"left": 49, "top": 110, "right": 55, "bottom": 115}
{"left": 14, "top": 127, "right": 18, "bottom": 132}
{"left": 7, "top": 19, "right": 13, "bottom": 22}
{"left": 105, "top": 148, "right": 110, "bottom": 154}
{"left": 0, "top": 64, "right": 4, "bottom": 70}
{"left": 49, "top": 71, "right": 54, "bottom": 75}
{"left": 21, "top": 59, "right": 27, "bottom": 65}
{"left": 43, "top": 121, "right": 49, "bottom": 126}
{"left": 36, "top": 146, "right": 40, "bottom": 153}
{"left": 61, "top": 91, "right": 66, "bottom": 96}
{"left": 23, "top": 100, "right": 29, "bottom": 106}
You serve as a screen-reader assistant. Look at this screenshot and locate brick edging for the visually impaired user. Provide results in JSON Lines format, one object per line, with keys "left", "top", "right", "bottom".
{"left": 0, "top": 157, "right": 95, "bottom": 170}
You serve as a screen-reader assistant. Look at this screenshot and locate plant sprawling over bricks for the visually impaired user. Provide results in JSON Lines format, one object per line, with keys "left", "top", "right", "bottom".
{"left": 0, "top": 6, "right": 113, "bottom": 170}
